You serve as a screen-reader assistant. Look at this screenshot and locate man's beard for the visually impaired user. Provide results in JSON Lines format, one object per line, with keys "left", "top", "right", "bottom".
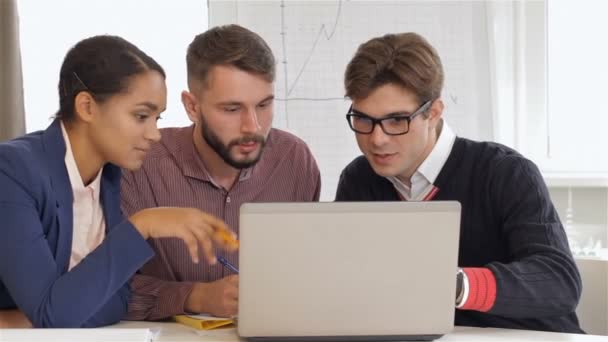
{"left": 200, "top": 116, "right": 266, "bottom": 169}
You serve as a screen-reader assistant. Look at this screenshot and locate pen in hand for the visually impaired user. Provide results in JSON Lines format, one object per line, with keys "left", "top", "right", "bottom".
{"left": 217, "top": 256, "right": 239, "bottom": 274}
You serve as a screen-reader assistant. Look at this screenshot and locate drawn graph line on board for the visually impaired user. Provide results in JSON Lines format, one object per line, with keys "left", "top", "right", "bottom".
{"left": 278, "top": 0, "right": 344, "bottom": 126}
{"left": 285, "top": 0, "right": 343, "bottom": 97}
{"left": 280, "top": 0, "right": 289, "bottom": 123}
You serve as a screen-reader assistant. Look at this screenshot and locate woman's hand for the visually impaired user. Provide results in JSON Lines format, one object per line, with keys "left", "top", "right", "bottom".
{"left": 0, "top": 310, "right": 32, "bottom": 328}
{"left": 130, "top": 207, "right": 238, "bottom": 264}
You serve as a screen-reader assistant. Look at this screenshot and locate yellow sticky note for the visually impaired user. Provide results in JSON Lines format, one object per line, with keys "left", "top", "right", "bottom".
{"left": 174, "top": 314, "right": 235, "bottom": 330}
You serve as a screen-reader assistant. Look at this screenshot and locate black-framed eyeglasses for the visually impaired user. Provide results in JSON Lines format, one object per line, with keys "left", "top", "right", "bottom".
{"left": 345, "top": 100, "right": 433, "bottom": 135}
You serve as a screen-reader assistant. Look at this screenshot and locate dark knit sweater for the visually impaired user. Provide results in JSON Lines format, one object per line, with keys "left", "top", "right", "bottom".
{"left": 335, "top": 137, "right": 584, "bottom": 333}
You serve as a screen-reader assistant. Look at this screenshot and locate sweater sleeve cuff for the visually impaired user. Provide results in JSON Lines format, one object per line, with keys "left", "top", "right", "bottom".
{"left": 460, "top": 267, "right": 497, "bottom": 312}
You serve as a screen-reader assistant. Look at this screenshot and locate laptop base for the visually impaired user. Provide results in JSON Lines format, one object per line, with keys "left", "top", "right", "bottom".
{"left": 245, "top": 334, "right": 443, "bottom": 341}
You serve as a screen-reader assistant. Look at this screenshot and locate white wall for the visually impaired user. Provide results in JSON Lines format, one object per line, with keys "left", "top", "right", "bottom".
{"left": 18, "top": 0, "right": 207, "bottom": 132}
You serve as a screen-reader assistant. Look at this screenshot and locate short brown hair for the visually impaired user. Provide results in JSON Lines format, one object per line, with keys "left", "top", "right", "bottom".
{"left": 344, "top": 32, "right": 443, "bottom": 103}
{"left": 186, "top": 24, "right": 275, "bottom": 91}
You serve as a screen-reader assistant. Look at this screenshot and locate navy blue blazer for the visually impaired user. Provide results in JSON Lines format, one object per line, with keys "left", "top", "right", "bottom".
{"left": 0, "top": 119, "right": 153, "bottom": 327}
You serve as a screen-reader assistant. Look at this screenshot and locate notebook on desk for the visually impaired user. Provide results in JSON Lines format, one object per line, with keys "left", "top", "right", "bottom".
{"left": 0, "top": 328, "right": 154, "bottom": 342}
{"left": 237, "top": 201, "right": 461, "bottom": 341}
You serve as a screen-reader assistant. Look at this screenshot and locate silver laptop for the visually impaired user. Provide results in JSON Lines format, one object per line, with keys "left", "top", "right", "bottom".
{"left": 238, "top": 201, "right": 461, "bottom": 341}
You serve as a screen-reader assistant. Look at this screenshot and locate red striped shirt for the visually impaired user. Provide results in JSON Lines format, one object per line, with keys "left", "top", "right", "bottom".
{"left": 121, "top": 125, "right": 321, "bottom": 320}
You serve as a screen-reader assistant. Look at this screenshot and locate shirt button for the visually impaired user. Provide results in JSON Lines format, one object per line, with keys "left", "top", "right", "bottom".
{"left": 226, "top": 196, "right": 231, "bottom": 203}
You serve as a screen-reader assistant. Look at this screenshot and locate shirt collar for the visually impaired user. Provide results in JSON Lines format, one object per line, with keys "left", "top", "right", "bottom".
{"left": 386, "top": 119, "right": 456, "bottom": 198}
{"left": 60, "top": 122, "right": 102, "bottom": 196}
{"left": 416, "top": 119, "right": 456, "bottom": 185}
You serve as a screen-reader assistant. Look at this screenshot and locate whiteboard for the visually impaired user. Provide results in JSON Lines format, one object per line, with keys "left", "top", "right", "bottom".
{"left": 209, "top": 0, "right": 493, "bottom": 200}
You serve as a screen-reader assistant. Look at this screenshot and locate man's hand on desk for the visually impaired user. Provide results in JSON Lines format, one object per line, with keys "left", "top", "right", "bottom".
{"left": 185, "top": 275, "right": 238, "bottom": 318}
{"left": 0, "top": 309, "right": 32, "bottom": 328}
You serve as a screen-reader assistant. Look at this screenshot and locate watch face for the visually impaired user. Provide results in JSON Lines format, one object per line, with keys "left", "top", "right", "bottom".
{"left": 456, "top": 271, "right": 464, "bottom": 301}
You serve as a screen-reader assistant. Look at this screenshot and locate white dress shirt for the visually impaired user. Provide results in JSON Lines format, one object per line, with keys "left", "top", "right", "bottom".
{"left": 387, "top": 119, "right": 456, "bottom": 201}
{"left": 61, "top": 123, "right": 106, "bottom": 270}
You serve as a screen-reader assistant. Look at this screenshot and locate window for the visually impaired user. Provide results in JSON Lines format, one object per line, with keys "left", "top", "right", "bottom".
{"left": 522, "top": 0, "right": 608, "bottom": 175}
{"left": 18, "top": 0, "right": 207, "bottom": 132}
{"left": 487, "top": 0, "right": 608, "bottom": 257}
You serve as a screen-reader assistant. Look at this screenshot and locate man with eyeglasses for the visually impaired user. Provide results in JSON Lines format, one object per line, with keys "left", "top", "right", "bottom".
{"left": 336, "top": 32, "right": 583, "bottom": 333}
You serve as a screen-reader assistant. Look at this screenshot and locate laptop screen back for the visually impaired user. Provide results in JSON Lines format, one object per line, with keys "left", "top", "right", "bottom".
{"left": 238, "top": 201, "right": 461, "bottom": 340}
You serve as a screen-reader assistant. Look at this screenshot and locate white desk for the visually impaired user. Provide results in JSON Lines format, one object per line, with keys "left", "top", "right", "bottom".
{"left": 112, "top": 321, "right": 607, "bottom": 341}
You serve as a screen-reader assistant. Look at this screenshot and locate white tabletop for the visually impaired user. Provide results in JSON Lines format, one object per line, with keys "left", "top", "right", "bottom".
{"left": 112, "top": 321, "right": 607, "bottom": 342}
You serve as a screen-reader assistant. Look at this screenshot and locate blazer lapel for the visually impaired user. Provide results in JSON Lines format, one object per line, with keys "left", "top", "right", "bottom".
{"left": 41, "top": 119, "right": 74, "bottom": 273}
{"left": 100, "top": 164, "right": 121, "bottom": 233}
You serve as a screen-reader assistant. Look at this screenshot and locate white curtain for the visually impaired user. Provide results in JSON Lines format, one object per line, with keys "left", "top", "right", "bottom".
{"left": 485, "top": 1, "right": 546, "bottom": 152}
{"left": 0, "top": 0, "right": 26, "bottom": 141}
